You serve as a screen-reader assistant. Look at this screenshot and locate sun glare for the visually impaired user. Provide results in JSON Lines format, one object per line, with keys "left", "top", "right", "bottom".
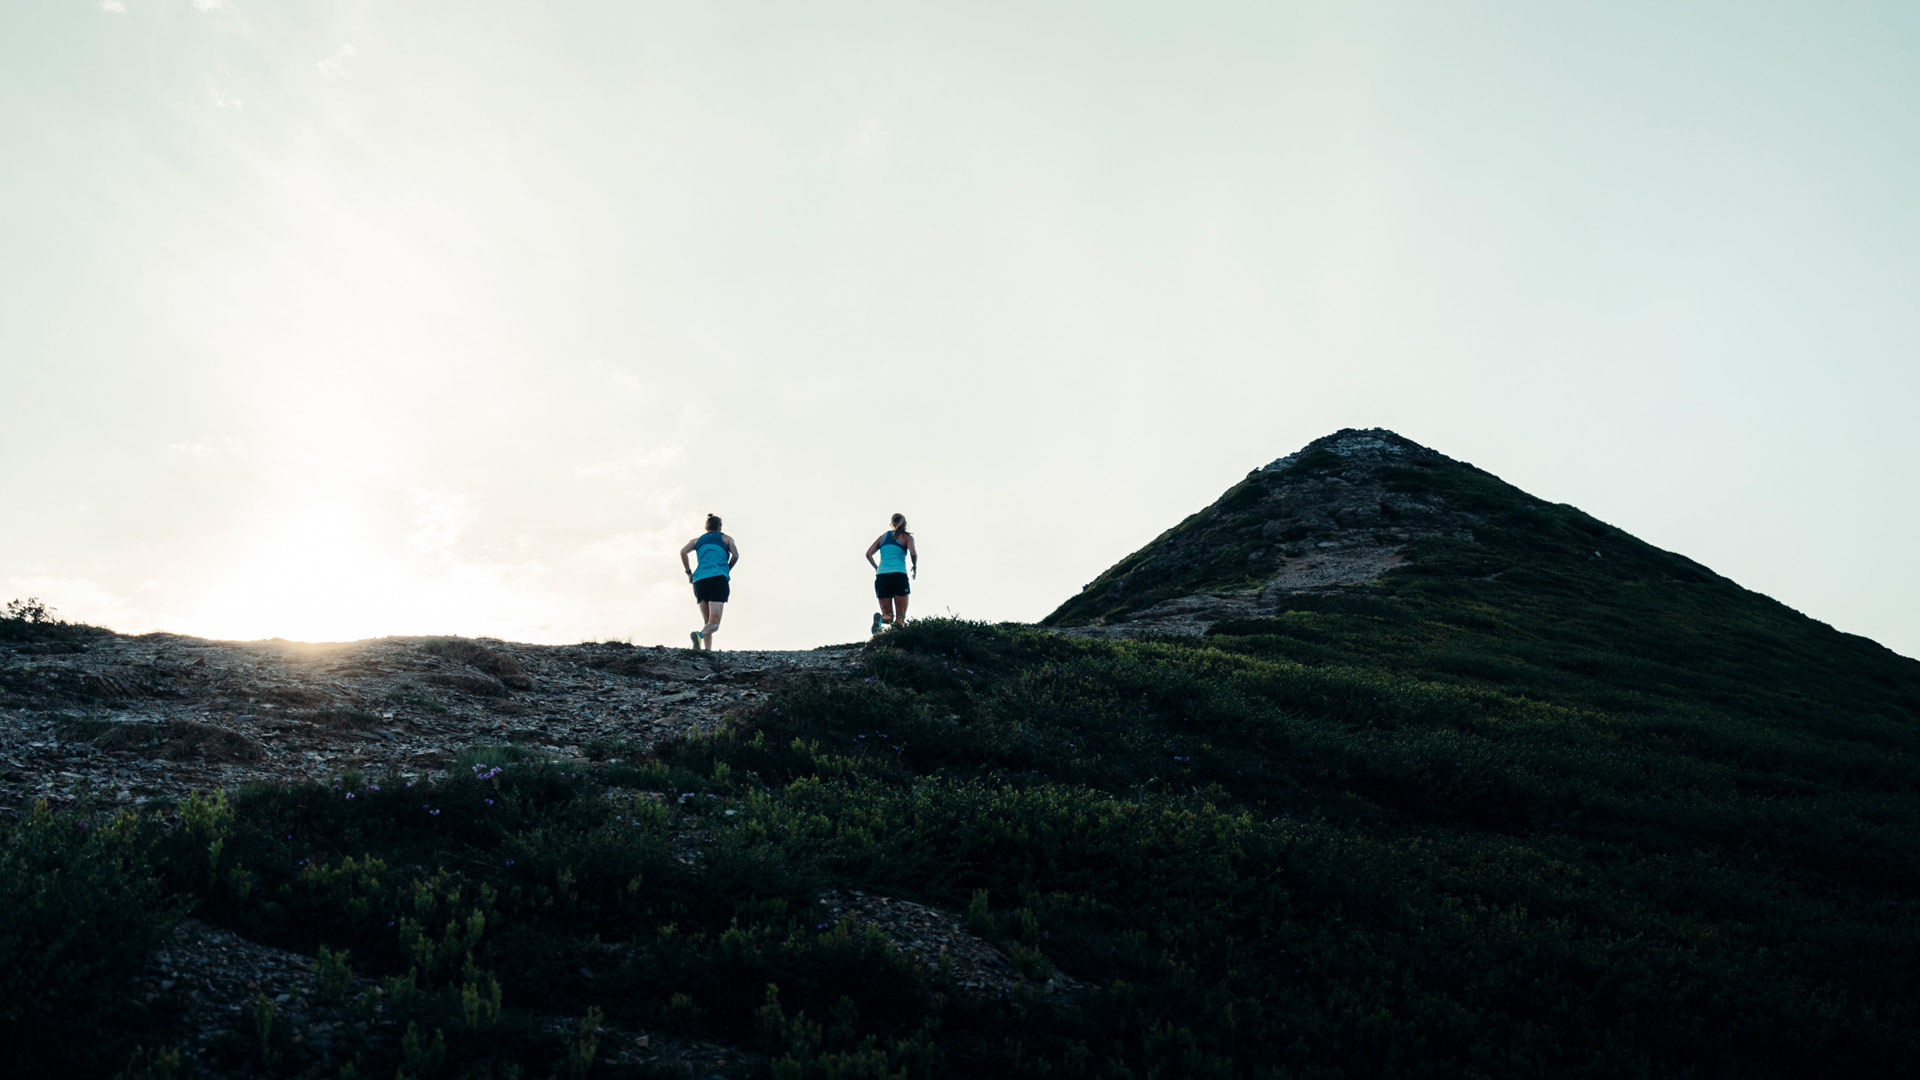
{"left": 177, "top": 504, "right": 424, "bottom": 642}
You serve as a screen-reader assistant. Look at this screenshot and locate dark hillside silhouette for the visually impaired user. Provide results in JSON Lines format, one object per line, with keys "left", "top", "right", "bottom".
{"left": 4, "top": 430, "right": 1918, "bottom": 1077}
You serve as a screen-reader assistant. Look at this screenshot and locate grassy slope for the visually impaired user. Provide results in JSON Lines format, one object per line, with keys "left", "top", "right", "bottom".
{"left": 6, "top": 449, "right": 1920, "bottom": 1077}
{"left": 1043, "top": 469, "right": 1281, "bottom": 627}
{"left": 9, "top": 611, "right": 1918, "bottom": 1076}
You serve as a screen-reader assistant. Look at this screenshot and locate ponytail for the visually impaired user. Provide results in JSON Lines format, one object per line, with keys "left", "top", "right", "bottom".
{"left": 891, "top": 513, "right": 908, "bottom": 535}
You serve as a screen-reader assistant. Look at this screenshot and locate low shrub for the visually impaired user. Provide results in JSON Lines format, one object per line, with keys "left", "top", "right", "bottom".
{"left": 420, "top": 637, "right": 534, "bottom": 690}
{"left": 0, "top": 597, "right": 106, "bottom": 645}
{"left": 0, "top": 803, "right": 180, "bottom": 1075}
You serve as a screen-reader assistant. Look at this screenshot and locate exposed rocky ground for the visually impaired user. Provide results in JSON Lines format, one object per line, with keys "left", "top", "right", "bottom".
{"left": 0, "top": 633, "right": 854, "bottom": 811}
{"left": 1, "top": 631, "right": 1083, "bottom": 1078}
{"left": 820, "top": 890, "right": 1093, "bottom": 1005}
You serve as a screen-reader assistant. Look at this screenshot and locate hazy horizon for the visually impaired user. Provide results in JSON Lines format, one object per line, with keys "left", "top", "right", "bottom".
{"left": 4, "top": 2, "right": 1917, "bottom": 659}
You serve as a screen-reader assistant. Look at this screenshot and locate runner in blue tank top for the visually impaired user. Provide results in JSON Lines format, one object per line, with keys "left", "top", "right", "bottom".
{"left": 678, "top": 514, "right": 739, "bottom": 650}
{"left": 865, "top": 513, "right": 918, "bottom": 634}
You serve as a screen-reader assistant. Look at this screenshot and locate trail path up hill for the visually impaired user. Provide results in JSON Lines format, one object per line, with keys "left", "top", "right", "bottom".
{"left": 0, "top": 633, "right": 857, "bottom": 810}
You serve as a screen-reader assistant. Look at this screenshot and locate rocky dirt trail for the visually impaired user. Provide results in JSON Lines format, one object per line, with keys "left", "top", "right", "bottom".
{"left": 0, "top": 631, "right": 859, "bottom": 810}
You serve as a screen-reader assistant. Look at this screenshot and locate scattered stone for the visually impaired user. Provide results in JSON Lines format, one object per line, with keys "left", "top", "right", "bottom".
{"left": 821, "top": 889, "right": 1092, "bottom": 1004}
{"left": 0, "top": 634, "right": 861, "bottom": 811}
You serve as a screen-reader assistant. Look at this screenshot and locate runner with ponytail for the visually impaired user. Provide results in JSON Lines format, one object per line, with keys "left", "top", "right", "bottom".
{"left": 679, "top": 513, "right": 739, "bottom": 650}
{"left": 865, "top": 512, "right": 917, "bottom": 634}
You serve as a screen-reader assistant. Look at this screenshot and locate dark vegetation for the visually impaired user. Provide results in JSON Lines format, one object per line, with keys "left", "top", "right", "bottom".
{"left": 10, "top": 604, "right": 1919, "bottom": 1076}
{"left": 1043, "top": 472, "right": 1284, "bottom": 625}
{"left": 5, "top": 438, "right": 1919, "bottom": 1076}
{"left": 0, "top": 596, "right": 107, "bottom": 646}
{"left": 421, "top": 637, "right": 537, "bottom": 692}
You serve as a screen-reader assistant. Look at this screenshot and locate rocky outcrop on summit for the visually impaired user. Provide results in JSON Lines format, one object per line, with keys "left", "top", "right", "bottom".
{"left": 1045, "top": 428, "right": 1548, "bottom": 634}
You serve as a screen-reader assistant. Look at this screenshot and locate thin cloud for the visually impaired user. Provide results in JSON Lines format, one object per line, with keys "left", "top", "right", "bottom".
{"left": 407, "top": 489, "right": 477, "bottom": 554}
{"left": 167, "top": 436, "right": 247, "bottom": 462}
{"left": 100, "top": 0, "right": 127, "bottom": 12}
{"left": 210, "top": 86, "right": 244, "bottom": 110}
{"left": 587, "top": 359, "right": 649, "bottom": 395}
{"left": 849, "top": 116, "right": 887, "bottom": 162}
{"left": 316, "top": 42, "right": 358, "bottom": 78}
{"left": 576, "top": 444, "right": 687, "bottom": 481}
{"left": 193, "top": 0, "right": 228, "bottom": 10}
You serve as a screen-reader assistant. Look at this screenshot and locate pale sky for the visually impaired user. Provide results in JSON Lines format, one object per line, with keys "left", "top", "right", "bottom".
{"left": 3, "top": 2, "right": 1916, "bottom": 658}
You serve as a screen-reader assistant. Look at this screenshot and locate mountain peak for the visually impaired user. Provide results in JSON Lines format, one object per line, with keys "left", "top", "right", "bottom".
{"left": 1260, "top": 427, "right": 1433, "bottom": 474}
{"left": 1045, "top": 429, "right": 1483, "bottom": 631}
{"left": 1045, "top": 428, "right": 1710, "bottom": 634}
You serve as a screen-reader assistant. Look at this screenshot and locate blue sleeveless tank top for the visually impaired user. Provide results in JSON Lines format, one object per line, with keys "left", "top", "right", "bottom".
{"left": 876, "top": 531, "right": 908, "bottom": 575}
{"left": 692, "top": 532, "right": 730, "bottom": 581}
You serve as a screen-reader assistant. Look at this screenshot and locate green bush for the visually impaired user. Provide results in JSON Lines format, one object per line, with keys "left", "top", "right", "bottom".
{"left": 0, "top": 803, "right": 180, "bottom": 1075}
{"left": 0, "top": 597, "right": 106, "bottom": 644}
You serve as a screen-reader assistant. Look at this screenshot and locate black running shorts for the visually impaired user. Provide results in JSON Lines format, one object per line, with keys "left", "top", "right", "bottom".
{"left": 874, "top": 572, "right": 910, "bottom": 599}
{"left": 693, "top": 576, "right": 731, "bottom": 603}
